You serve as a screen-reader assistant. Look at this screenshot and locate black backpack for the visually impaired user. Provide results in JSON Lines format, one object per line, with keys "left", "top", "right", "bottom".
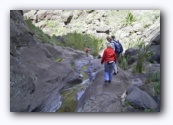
{"left": 113, "top": 40, "right": 123, "bottom": 54}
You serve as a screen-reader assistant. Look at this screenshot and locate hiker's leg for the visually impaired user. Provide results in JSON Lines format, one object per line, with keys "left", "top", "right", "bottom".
{"left": 108, "top": 62, "right": 115, "bottom": 81}
{"left": 112, "top": 63, "right": 115, "bottom": 74}
{"left": 116, "top": 54, "right": 120, "bottom": 72}
{"left": 104, "top": 62, "right": 109, "bottom": 81}
{"left": 114, "top": 63, "right": 118, "bottom": 74}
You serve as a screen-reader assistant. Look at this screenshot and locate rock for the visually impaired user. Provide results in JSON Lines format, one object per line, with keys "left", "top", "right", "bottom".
{"left": 126, "top": 85, "right": 158, "bottom": 111}
{"left": 79, "top": 73, "right": 83, "bottom": 78}
{"left": 145, "top": 64, "right": 160, "bottom": 74}
{"left": 10, "top": 10, "right": 85, "bottom": 112}
{"left": 96, "top": 26, "right": 110, "bottom": 34}
{"left": 125, "top": 47, "right": 139, "bottom": 57}
{"left": 144, "top": 18, "right": 160, "bottom": 44}
{"left": 76, "top": 93, "right": 121, "bottom": 112}
{"left": 127, "top": 55, "right": 138, "bottom": 65}
{"left": 147, "top": 44, "right": 160, "bottom": 63}
{"left": 76, "top": 67, "right": 132, "bottom": 112}
{"left": 10, "top": 56, "right": 35, "bottom": 112}
{"left": 131, "top": 78, "right": 144, "bottom": 87}
{"left": 151, "top": 34, "right": 160, "bottom": 45}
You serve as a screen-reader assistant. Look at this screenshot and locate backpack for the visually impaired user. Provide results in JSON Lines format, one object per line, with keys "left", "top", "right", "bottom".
{"left": 113, "top": 40, "right": 123, "bottom": 54}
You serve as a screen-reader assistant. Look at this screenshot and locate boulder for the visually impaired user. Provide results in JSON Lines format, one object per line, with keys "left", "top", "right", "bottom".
{"left": 126, "top": 85, "right": 158, "bottom": 111}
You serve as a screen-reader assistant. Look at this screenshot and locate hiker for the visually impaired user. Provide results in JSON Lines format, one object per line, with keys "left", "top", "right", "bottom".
{"left": 111, "top": 35, "right": 123, "bottom": 75}
{"left": 85, "top": 47, "right": 89, "bottom": 57}
{"left": 106, "top": 36, "right": 115, "bottom": 51}
{"left": 106, "top": 36, "right": 117, "bottom": 75}
{"left": 101, "top": 42, "right": 116, "bottom": 84}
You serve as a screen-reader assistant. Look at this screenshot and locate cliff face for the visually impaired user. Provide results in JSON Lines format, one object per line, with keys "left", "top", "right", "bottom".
{"left": 10, "top": 10, "right": 85, "bottom": 112}
{"left": 23, "top": 10, "right": 160, "bottom": 49}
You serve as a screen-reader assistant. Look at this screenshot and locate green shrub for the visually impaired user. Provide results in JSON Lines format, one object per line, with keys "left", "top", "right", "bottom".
{"left": 125, "top": 100, "right": 131, "bottom": 106}
{"left": 63, "top": 32, "right": 104, "bottom": 57}
{"left": 25, "top": 20, "right": 48, "bottom": 42}
{"left": 25, "top": 19, "right": 61, "bottom": 45}
{"left": 119, "top": 56, "right": 129, "bottom": 70}
{"left": 122, "top": 12, "right": 136, "bottom": 26}
{"left": 147, "top": 72, "right": 161, "bottom": 97}
{"left": 146, "top": 72, "right": 160, "bottom": 84}
{"left": 132, "top": 39, "right": 153, "bottom": 74}
{"left": 154, "top": 81, "right": 160, "bottom": 96}
{"left": 25, "top": 20, "right": 104, "bottom": 57}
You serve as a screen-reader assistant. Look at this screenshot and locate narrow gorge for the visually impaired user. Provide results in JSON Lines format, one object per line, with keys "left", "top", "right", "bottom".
{"left": 10, "top": 10, "right": 160, "bottom": 112}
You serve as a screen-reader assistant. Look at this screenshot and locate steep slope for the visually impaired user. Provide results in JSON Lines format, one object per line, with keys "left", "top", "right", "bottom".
{"left": 10, "top": 10, "right": 85, "bottom": 112}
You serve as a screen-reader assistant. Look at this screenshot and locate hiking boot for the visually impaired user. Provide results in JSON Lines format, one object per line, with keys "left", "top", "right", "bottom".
{"left": 113, "top": 72, "right": 117, "bottom": 75}
{"left": 108, "top": 80, "right": 111, "bottom": 83}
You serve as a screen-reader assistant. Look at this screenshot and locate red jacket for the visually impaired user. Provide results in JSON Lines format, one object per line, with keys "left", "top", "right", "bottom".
{"left": 101, "top": 47, "right": 116, "bottom": 64}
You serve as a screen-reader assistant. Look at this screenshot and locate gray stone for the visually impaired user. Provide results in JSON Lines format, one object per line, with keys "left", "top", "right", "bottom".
{"left": 126, "top": 86, "right": 158, "bottom": 110}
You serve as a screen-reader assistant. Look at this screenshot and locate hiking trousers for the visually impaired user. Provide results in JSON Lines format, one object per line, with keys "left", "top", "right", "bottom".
{"left": 114, "top": 63, "right": 118, "bottom": 74}
{"left": 114, "top": 53, "right": 120, "bottom": 74}
{"left": 104, "top": 62, "right": 115, "bottom": 81}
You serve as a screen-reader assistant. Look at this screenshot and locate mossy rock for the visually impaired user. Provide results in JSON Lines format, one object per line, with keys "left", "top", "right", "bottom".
{"left": 57, "top": 90, "right": 77, "bottom": 112}
{"left": 82, "top": 65, "right": 88, "bottom": 80}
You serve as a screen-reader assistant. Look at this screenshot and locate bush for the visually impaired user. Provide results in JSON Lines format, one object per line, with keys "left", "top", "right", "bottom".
{"left": 132, "top": 39, "right": 153, "bottom": 74}
{"left": 154, "top": 81, "right": 160, "bottom": 96}
{"left": 25, "top": 20, "right": 104, "bottom": 57}
{"left": 152, "top": 73, "right": 160, "bottom": 96}
{"left": 63, "top": 32, "right": 104, "bottom": 57}
{"left": 122, "top": 12, "right": 136, "bottom": 26}
{"left": 119, "top": 56, "right": 129, "bottom": 70}
{"left": 25, "top": 19, "right": 61, "bottom": 45}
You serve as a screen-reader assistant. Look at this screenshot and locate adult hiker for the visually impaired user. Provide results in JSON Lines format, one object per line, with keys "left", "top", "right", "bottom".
{"left": 111, "top": 35, "right": 123, "bottom": 74}
{"left": 106, "top": 36, "right": 115, "bottom": 51}
{"left": 101, "top": 42, "right": 116, "bottom": 84}
{"left": 106, "top": 36, "right": 117, "bottom": 75}
{"left": 85, "top": 47, "right": 89, "bottom": 57}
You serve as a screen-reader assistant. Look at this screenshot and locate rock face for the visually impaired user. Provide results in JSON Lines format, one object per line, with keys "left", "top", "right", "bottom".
{"left": 23, "top": 10, "right": 112, "bottom": 38}
{"left": 10, "top": 10, "right": 85, "bottom": 112}
{"left": 23, "top": 10, "right": 160, "bottom": 58}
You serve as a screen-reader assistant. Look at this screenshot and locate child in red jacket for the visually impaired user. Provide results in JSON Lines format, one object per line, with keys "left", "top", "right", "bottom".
{"left": 85, "top": 47, "right": 89, "bottom": 57}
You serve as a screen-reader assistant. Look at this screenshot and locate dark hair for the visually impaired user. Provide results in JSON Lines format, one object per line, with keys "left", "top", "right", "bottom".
{"left": 106, "top": 36, "right": 111, "bottom": 39}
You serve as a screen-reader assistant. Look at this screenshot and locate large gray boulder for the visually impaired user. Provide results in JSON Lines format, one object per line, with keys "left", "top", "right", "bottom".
{"left": 126, "top": 85, "right": 158, "bottom": 111}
